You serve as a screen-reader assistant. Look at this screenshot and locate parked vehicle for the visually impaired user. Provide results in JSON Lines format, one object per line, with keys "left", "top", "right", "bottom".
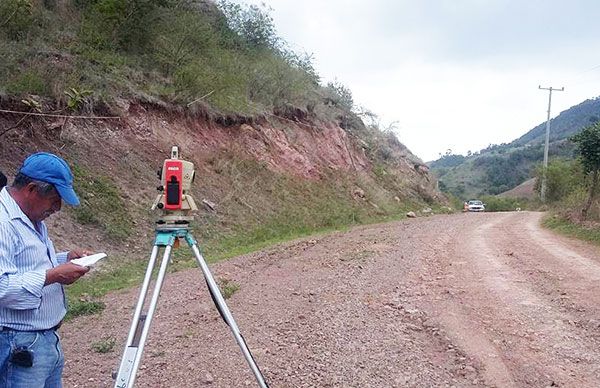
{"left": 467, "top": 200, "right": 485, "bottom": 212}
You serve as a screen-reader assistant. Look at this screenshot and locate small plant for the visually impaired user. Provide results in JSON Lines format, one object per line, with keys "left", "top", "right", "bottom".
{"left": 219, "top": 278, "right": 240, "bottom": 299}
{"left": 91, "top": 337, "right": 116, "bottom": 353}
{"left": 21, "top": 97, "right": 42, "bottom": 112}
{"left": 341, "top": 249, "right": 372, "bottom": 262}
{"left": 64, "top": 87, "right": 92, "bottom": 111}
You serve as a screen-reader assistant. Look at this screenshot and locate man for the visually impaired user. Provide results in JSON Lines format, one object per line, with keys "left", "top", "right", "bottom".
{"left": 0, "top": 152, "right": 91, "bottom": 387}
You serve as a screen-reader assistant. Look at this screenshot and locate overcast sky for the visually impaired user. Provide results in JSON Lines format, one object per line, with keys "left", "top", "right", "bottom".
{"left": 237, "top": 0, "right": 600, "bottom": 161}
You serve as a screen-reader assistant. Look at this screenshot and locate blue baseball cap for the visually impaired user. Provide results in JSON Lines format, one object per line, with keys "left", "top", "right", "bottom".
{"left": 19, "top": 152, "right": 80, "bottom": 206}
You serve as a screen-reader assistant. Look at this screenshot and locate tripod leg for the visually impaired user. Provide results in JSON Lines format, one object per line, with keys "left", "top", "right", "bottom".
{"left": 114, "top": 243, "right": 174, "bottom": 388}
{"left": 186, "top": 234, "right": 269, "bottom": 388}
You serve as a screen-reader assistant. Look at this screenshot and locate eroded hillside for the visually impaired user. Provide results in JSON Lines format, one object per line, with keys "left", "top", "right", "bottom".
{"left": 0, "top": 100, "right": 442, "bottom": 260}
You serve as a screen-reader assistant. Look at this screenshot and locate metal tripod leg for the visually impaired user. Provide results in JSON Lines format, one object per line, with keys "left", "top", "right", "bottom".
{"left": 185, "top": 233, "right": 268, "bottom": 388}
{"left": 114, "top": 229, "right": 269, "bottom": 388}
{"left": 114, "top": 232, "right": 176, "bottom": 388}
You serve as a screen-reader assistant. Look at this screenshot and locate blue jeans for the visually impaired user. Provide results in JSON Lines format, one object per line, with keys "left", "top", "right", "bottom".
{"left": 0, "top": 329, "right": 64, "bottom": 388}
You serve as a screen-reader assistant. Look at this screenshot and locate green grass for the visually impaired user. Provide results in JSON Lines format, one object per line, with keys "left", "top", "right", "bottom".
{"left": 542, "top": 214, "right": 600, "bottom": 245}
{"left": 5, "top": 69, "right": 49, "bottom": 95}
{"left": 65, "top": 300, "right": 105, "bottom": 321}
{"left": 0, "top": 1, "right": 322, "bottom": 115}
{"left": 64, "top": 201, "right": 426, "bottom": 317}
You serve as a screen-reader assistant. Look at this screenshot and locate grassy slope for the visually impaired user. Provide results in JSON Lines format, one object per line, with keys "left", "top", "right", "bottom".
{"left": 0, "top": 1, "right": 323, "bottom": 115}
{"left": 543, "top": 214, "right": 600, "bottom": 246}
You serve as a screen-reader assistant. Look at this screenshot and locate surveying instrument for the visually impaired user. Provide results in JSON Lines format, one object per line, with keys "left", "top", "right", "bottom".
{"left": 114, "top": 146, "right": 269, "bottom": 388}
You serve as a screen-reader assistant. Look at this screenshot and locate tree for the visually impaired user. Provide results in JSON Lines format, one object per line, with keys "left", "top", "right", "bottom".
{"left": 533, "top": 159, "right": 584, "bottom": 203}
{"left": 571, "top": 122, "right": 600, "bottom": 219}
{"left": 217, "top": 0, "right": 279, "bottom": 50}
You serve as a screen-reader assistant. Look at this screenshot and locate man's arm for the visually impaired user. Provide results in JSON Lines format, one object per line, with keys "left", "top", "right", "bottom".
{"left": 0, "top": 223, "right": 46, "bottom": 309}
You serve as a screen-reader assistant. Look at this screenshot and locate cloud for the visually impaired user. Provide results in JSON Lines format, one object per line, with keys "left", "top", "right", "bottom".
{"left": 238, "top": 0, "right": 600, "bottom": 160}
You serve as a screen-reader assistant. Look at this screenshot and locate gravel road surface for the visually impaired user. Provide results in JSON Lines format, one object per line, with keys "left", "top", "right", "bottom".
{"left": 61, "top": 211, "right": 600, "bottom": 387}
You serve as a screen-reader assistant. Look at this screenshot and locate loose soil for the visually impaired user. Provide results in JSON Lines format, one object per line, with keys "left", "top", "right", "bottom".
{"left": 61, "top": 211, "right": 600, "bottom": 387}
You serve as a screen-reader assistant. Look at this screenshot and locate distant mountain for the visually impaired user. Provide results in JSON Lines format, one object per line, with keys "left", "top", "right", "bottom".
{"left": 430, "top": 97, "right": 600, "bottom": 198}
{"left": 512, "top": 98, "right": 600, "bottom": 147}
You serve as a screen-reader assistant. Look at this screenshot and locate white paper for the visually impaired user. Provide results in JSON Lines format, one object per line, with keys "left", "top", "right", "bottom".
{"left": 71, "top": 253, "right": 107, "bottom": 267}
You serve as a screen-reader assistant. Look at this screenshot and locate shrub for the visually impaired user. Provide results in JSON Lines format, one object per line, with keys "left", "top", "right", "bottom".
{"left": 324, "top": 81, "right": 353, "bottom": 110}
{"left": 217, "top": 0, "right": 279, "bottom": 50}
{"left": 480, "top": 196, "right": 524, "bottom": 212}
{"left": 80, "top": 0, "right": 166, "bottom": 51}
{"left": 534, "top": 159, "right": 584, "bottom": 202}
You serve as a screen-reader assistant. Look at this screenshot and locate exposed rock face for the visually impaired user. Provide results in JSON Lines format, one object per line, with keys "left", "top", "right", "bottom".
{"left": 0, "top": 102, "right": 441, "bottom": 251}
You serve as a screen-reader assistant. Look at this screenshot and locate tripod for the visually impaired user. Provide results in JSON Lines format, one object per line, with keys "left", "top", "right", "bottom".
{"left": 114, "top": 224, "right": 269, "bottom": 388}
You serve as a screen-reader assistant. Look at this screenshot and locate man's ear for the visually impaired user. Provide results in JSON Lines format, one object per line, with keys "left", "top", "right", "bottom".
{"left": 25, "top": 182, "right": 38, "bottom": 195}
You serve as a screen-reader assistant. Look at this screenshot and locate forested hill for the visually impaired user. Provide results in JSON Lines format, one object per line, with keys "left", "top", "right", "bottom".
{"left": 429, "top": 96, "right": 600, "bottom": 198}
{"left": 512, "top": 97, "right": 600, "bottom": 147}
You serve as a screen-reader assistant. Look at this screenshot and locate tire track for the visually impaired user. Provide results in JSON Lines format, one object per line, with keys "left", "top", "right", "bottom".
{"left": 426, "top": 212, "right": 600, "bottom": 387}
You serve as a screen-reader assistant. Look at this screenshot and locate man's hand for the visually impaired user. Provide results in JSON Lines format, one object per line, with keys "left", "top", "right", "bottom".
{"left": 45, "top": 263, "right": 90, "bottom": 285}
{"left": 67, "top": 249, "right": 93, "bottom": 261}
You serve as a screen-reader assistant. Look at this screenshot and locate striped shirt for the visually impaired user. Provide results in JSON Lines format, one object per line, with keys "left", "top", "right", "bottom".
{"left": 0, "top": 187, "right": 68, "bottom": 330}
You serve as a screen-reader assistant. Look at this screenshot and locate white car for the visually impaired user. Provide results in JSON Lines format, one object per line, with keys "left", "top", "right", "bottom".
{"left": 467, "top": 200, "right": 485, "bottom": 212}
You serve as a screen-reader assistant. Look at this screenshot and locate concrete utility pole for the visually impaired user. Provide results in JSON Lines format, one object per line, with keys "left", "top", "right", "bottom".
{"left": 538, "top": 85, "right": 564, "bottom": 203}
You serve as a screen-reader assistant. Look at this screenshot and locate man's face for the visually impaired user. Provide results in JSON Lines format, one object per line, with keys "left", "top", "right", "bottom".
{"left": 28, "top": 185, "right": 62, "bottom": 222}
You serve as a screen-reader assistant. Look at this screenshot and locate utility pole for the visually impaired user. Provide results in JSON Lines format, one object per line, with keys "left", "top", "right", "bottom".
{"left": 538, "top": 85, "right": 564, "bottom": 203}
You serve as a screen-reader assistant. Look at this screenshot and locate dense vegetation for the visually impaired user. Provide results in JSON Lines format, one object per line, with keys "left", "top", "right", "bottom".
{"left": 0, "top": 0, "right": 352, "bottom": 117}
{"left": 430, "top": 98, "right": 600, "bottom": 198}
{"left": 527, "top": 122, "right": 600, "bottom": 245}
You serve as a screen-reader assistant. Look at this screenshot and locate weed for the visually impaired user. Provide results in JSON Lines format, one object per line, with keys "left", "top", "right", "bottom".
{"left": 64, "top": 87, "right": 92, "bottom": 111}
{"left": 341, "top": 250, "right": 373, "bottom": 262}
{"left": 219, "top": 278, "right": 240, "bottom": 299}
{"left": 150, "top": 350, "right": 166, "bottom": 358}
{"left": 91, "top": 337, "right": 116, "bottom": 353}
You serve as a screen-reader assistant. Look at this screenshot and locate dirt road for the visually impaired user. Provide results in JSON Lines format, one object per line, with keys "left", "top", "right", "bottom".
{"left": 62, "top": 211, "right": 600, "bottom": 387}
